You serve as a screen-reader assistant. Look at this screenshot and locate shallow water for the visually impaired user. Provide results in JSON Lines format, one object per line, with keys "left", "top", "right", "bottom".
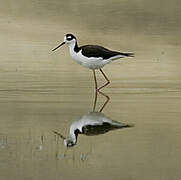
{"left": 0, "top": 0, "right": 181, "bottom": 179}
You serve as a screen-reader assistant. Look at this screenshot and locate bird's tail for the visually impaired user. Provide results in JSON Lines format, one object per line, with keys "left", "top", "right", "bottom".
{"left": 121, "top": 52, "right": 134, "bottom": 57}
{"left": 121, "top": 124, "right": 134, "bottom": 128}
{"left": 111, "top": 121, "right": 134, "bottom": 129}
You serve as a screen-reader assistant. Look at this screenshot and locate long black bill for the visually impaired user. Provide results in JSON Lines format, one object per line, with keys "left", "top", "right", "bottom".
{"left": 52, "top": 42, "right": 65, "bottom": 51}
{"left": 52, "top": 131, "right": 66, "bottom": 140}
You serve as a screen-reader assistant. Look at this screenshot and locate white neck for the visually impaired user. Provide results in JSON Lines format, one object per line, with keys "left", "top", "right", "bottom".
{"left": 68, "top": 42, "right": 75, "bottom": 49}
{"left": 69, "top": 130, "right": 77, "bottom": 144}
{"left": 67, "top": 40, "right": 80, "bottom": 55}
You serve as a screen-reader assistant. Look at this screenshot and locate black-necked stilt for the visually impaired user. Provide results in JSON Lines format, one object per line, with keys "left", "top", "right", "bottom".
{"left": 53, "top": 112, "right": 133, "bottom": 147}
{"left": 52, "top": 33, "right": 134, "bottom": 91}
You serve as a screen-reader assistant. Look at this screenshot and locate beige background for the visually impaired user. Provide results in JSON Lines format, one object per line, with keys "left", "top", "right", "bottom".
{"left": 0, "top": 0, "right": 181, "bottom": 180}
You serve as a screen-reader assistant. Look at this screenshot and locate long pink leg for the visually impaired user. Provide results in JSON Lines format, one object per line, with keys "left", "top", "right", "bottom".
{"left": 98, "top": 68, "right": 110, "bottom": 91}
{"left": 98, "top": 91, "right": 110, "bottom": 112}
{"left": 92, "top": 70, "right": 98, "bottom": 90}
{"left": 92, "top": 69, "right": 110, "bottom": 112}
{"left": 93, "top": 91, "right": 98, "bottom": 112}
{"left": 92, "top": 70, "right": 98, "bottom": 111}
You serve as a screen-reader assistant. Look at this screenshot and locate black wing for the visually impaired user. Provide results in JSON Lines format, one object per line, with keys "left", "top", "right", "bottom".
{"left": 80, "top": 45, "right": 133, "bottom": 59}
{"left": 81, "top": 45, "right": 120, "bottom": 59}
{"left": 82, "top": 122, "right": 132, "bottom": 136}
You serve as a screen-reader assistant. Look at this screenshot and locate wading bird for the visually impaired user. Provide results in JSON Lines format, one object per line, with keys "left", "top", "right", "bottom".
{"left": 52, "top": 34, "right": 134, "bottom": 91}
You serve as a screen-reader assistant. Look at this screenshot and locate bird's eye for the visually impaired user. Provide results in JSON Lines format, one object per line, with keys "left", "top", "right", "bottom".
{"left": 67, "top": 36, "right": 72, "bottom": 41}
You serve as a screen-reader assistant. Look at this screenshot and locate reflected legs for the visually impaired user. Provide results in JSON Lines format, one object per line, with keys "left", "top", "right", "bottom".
{"left": 98, "top": 91, "right": 110, "bottom": 112}
{"left": 98, "top": 68, "right": 110, "bottom": 91}
{"left": 92, "top": 69, "right": 110, "bottom": 112}
{"left": 93, "top": 70, "right": 98, "bottom": 111}
{"left": 92, "top": 68, "right": 110, "bottom": 92}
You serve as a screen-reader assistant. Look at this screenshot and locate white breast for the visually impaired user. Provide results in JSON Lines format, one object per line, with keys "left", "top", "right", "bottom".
{"left": 69, "top": 112, "right": 112, "bottom": 134}
{"left": 69, "top": 48, "right": 111, "bottom": 69}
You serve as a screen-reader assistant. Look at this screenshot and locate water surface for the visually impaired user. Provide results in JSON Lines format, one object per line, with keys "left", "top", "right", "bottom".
{"left": 0, "top": 0, "right": 181, "bottom": 179}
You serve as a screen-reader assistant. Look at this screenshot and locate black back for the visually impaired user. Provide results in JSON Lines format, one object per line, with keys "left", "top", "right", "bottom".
{"left": 80, "top": 45, "right": 134, "bottom": 59}
{"left": 80, "top": 45, "right": 122, "bottom": 59}
{"left": 81, "top": 122, "right": 132, "bottom": 136}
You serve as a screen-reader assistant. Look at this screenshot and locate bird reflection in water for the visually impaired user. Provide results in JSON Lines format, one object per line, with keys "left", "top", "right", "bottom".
{"left": 53, "top": 91, "right": 133, "bottom": 147}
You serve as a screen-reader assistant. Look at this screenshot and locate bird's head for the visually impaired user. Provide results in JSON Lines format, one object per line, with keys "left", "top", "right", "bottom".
{"left": 64, "top": 136, "right": 76, "bottom": 147}
{"left": 53, "top": 130, "right": 77, "bottom": 148}
{"left": 52, "top": 34, "right": 77, "bottom": 51}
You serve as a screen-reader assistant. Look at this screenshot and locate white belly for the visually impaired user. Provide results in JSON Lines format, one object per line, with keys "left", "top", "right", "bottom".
{"left": 70, "top": 49, "right": 111, "bottom": 69}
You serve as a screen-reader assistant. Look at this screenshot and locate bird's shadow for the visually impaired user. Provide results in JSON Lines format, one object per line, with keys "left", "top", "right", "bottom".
{"left": 53, "top": 91, "right": 134, "bottom": 148}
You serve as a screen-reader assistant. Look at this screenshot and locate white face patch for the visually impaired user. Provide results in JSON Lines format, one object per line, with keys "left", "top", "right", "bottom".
{"left": 64, "top": 35, "right": 76, "bottom": 45}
